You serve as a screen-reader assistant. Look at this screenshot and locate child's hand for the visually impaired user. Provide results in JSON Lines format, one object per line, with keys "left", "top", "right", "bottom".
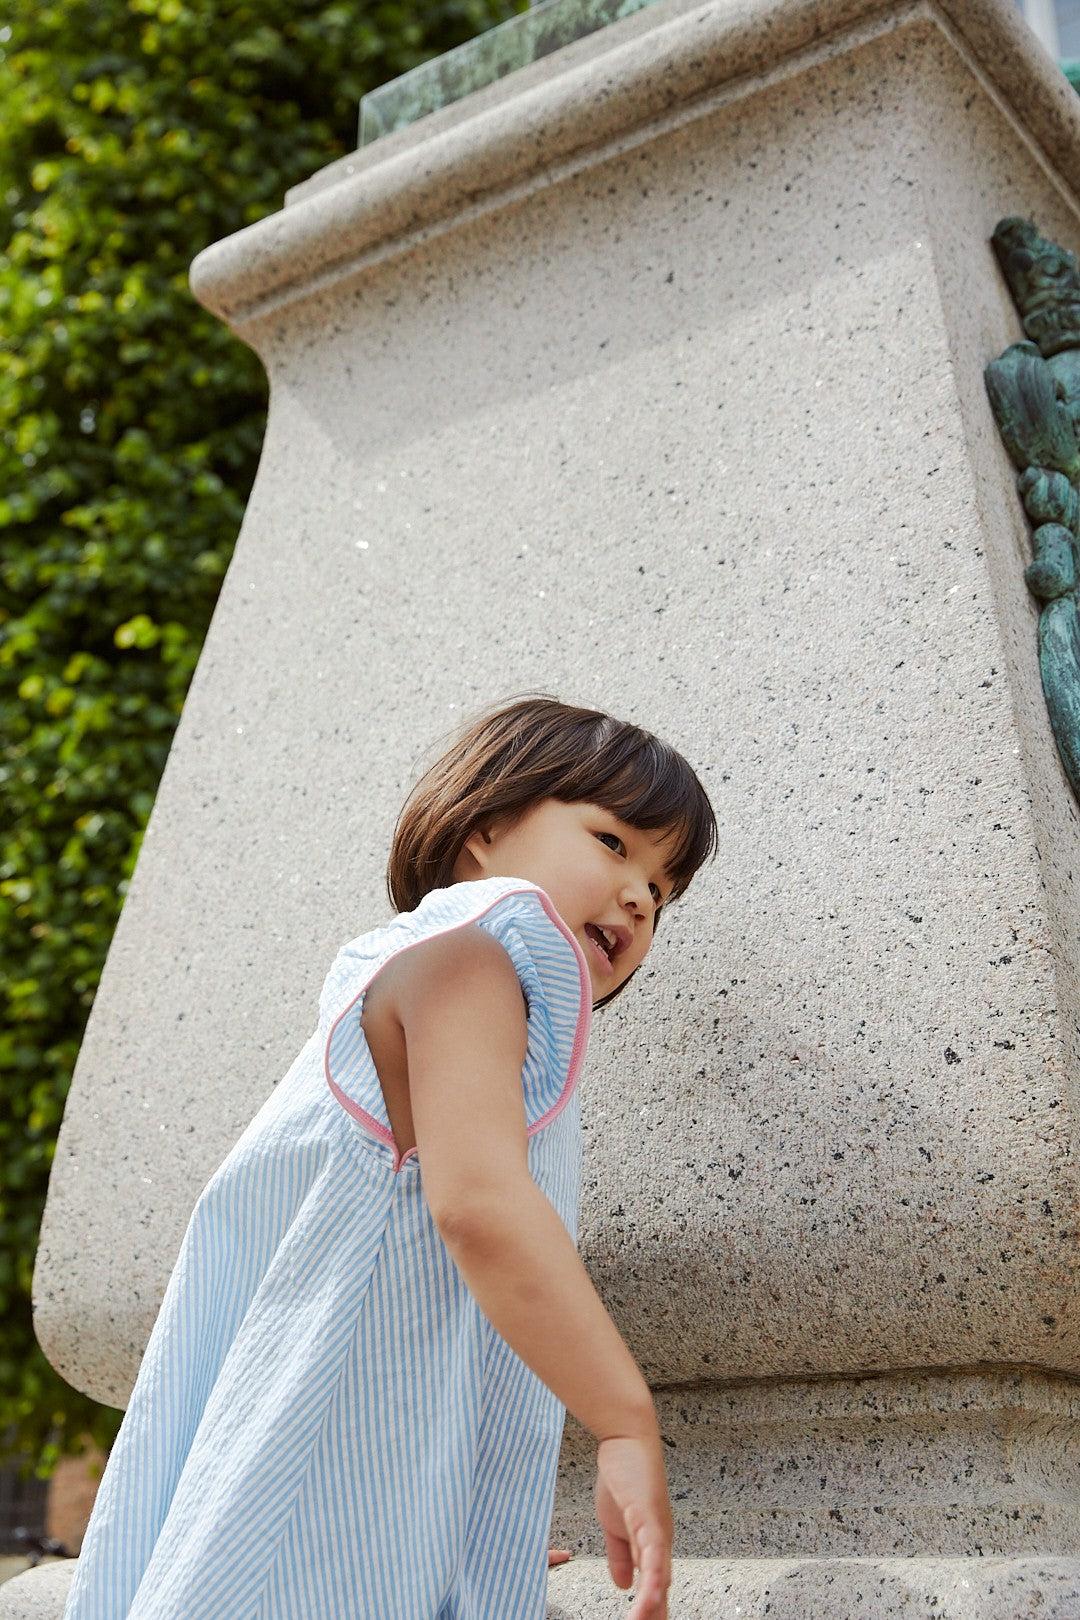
{"left": 595, "top": 1434, "right": 672, "bottom": 1618}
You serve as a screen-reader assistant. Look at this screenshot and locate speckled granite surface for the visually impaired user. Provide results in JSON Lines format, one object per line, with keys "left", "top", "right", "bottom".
{"left": 547, "top": 1556, "right": 1080, "bottom": 1617}
{"left": 553, "top": 1371, "right": 1080, "bottom": 1557}
{"left": 29, "top": 0, "right": 1080, "bottom": 1612}
{"left": 42, "top": 0, "right": 1080, "bottom": 1405}
{"left": 0, "top": 1565, "right": 72, "bottom": 1620}
{"left": 3, "top": 1554, "right": 1078, "bottom": 1619}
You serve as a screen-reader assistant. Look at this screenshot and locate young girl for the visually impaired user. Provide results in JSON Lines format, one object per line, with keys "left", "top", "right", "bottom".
{"left": 64, "top": 698, "right": 716, "bottom": 1620}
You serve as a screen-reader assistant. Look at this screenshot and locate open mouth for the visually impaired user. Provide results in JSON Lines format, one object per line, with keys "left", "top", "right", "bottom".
{"left": 584, "top": 923, "right": 617, "bottom": 968}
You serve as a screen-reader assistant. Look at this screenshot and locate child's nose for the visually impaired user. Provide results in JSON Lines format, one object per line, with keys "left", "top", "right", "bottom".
{"left": 620, "top": 873, "right": 650, "bottom": 915}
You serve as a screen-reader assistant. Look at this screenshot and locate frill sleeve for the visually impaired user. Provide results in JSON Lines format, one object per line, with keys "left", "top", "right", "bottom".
{"left": 472, "top": 883, "right": 592, "bottom": 1133}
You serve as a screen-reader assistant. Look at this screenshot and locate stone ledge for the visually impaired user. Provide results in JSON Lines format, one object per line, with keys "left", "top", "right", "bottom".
{"left": 0, "top": 1562, "right": 74, "bottom": 1620}
{"left": 189, "top": 0, "right": 1080, "bottom": 328}
{"left": 547, "top": 1555, "right": 1080, "bottom": 1617}
{"left": 6, "top": 1554, "right": 1078, "bottom": 1618}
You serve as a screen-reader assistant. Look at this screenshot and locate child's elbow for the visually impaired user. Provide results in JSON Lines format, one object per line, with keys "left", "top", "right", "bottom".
{"left": 427, "top": 1181, "right": 521, "bottom": 1265}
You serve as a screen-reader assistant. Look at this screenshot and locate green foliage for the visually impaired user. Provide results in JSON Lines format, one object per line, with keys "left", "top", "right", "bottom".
{"left": 0, "top": 0, "right": 515, "bottom": 1472}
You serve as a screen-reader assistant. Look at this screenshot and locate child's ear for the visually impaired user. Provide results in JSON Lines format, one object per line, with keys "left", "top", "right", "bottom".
{"left": 459, "top": 822, "right": 496, "bottom": 874}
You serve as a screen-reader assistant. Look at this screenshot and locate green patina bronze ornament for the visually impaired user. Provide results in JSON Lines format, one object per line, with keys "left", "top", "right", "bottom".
{"left": 986, "top": 217, "right": 1080, "bottom": 797}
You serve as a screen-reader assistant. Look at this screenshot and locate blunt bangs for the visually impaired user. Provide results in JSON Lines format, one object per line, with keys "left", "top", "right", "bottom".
{"left": 545, "top": 724, "right": 717, "bottom": 899}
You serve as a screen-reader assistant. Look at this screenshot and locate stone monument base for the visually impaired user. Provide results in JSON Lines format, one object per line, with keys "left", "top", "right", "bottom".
{"left": 19, "top": 0, "right": 1080, "bottom": 1614}
{"left": 554, "top": 1370, "right": 1080, "bottom": 1559}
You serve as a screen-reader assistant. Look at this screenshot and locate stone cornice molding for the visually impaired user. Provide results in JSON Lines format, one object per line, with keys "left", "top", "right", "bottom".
{"left": 190, "top": 0, "right": 1079, "bottom": 327}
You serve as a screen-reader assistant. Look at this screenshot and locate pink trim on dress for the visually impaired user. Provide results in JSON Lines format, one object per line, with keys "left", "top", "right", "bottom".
{"left": 323, "top": 884, "right": 592, "bottom": 1173}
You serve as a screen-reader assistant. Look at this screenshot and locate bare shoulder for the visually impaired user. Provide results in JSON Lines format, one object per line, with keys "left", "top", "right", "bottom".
{"left": 373, "top": 923, "right": 524, "bottom": 1030}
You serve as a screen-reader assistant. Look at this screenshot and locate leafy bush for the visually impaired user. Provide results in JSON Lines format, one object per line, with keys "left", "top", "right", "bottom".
{"left": 0, "top": 0, "right": 515, "bottom": 1473}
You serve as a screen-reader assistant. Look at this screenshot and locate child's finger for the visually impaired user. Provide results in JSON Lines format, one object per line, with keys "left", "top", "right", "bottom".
{"left": 595, "top": 1434, "right": 672, "bottom": 1612}
{"left": 546, "top": 1547, "right": 572, "bottom": 1567}
{"left": 626, "top": 1584, "right": 668, "bottom": 1620}
{"left": 602, "top": 1527, "right": 635, "bottom": 1590}
{"left": 624, "top": 1546, "right": 670, "bottom": 1620}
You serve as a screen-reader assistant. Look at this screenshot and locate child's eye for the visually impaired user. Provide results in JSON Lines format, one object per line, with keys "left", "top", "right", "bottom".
{"left": 596, "top": 831, "right": 625, "bottom": 854}
{"left": 649, "top": 883, "right": 663, "bottom": 905}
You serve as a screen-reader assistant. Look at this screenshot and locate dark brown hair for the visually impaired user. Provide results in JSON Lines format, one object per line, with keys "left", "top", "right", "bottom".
{"left": 388, "top": 697, "right": 717, "bottom": 916}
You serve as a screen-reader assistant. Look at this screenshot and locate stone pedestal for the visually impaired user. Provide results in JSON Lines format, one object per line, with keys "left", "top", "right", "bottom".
{"left": 11, "top": 0, "right": 1080, "bottom": 1614}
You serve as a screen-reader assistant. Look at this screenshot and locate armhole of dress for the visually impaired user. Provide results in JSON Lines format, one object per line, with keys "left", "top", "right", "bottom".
{"left": 323, "top": 979, "right": 399, "bottom": 1159}
{"left": 323, "top": 885, "right": 592, "bottom": 1168}
{"left": 517, "top": 892, "right": 593, "bottom": 1137}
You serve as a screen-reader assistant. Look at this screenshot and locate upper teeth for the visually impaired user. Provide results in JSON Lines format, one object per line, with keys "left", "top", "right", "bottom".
{"left": 599, "top": 928, "right": 616, "bottom": 953}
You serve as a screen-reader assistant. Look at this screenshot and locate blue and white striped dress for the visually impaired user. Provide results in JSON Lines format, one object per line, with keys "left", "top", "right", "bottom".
{"left": 64, "top": 877, "right": 592, "bottom": 1620}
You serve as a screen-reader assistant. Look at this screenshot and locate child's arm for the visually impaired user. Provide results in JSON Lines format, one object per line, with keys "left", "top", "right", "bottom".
{"left": 382, "top": 926, "right": 671, "bottom": 1619}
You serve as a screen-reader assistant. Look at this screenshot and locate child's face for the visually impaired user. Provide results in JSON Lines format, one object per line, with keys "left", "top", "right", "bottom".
{"left": 455, "top": 799, "right": 678, "bottom": 1001}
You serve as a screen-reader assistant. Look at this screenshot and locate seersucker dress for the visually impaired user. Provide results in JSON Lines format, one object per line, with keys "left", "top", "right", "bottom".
{"left": 64, "top": 877, "right": 592, "bottom": 1620}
